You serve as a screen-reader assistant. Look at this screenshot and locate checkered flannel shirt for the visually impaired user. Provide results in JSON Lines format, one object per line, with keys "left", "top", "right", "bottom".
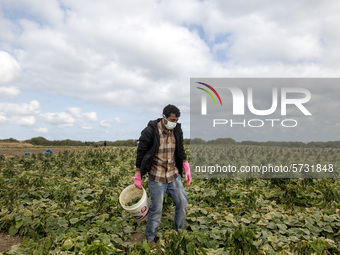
{"left": 149, "top": 121, "right": 179, "bottom": 183}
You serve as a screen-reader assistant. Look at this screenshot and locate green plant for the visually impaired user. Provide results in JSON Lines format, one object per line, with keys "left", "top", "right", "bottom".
{"left": 225, "top": 223, "right": 259, "bottom": 255}
{"left": 0, "top": 146, "right": 338, "bottom": 254}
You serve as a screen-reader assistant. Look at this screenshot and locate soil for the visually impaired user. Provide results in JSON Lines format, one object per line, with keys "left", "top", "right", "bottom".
{"left": 127, "top": 232, "right": 145, "bottom": 243}
{"left": 0, "top": 232, "right": 23, "bottom": 253}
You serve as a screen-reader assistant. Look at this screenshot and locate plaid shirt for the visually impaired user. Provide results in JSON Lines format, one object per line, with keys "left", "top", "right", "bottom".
{"left": 149, "top": 121, "right": 179, "bottom": 183}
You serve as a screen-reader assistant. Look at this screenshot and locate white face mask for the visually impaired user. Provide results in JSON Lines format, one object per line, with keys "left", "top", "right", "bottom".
{"left": 163, "top": 115, "right": 177, "bottom": 130}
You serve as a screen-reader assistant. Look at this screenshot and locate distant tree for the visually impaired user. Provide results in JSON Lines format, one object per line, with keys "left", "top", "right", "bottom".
{"left": 0, "top": 138, "right": 19, "bottom": 143}
{"left": 25, "top": 137, "right": 85, "bottom": 146}
{"left": 190, "top": 138, "right": 206, "bottom": 144}
{"left": 207, "top": 138, "right": 236, "bottom": 145}
{"left": 240, "top": 141, "right": 260, "bottom": 146}
{"left": 111, "top": 139, "right": 136, "bottom": 146}
{"left": 26, "top": 137, "right": 49, "bottom": 146}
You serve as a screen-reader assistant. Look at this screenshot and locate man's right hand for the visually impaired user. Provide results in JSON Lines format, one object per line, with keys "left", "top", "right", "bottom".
{"left": 134, "top": 171, "right": 142, "bottom": 189}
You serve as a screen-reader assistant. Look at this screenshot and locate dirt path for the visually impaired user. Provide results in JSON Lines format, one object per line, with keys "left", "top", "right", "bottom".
{"left": 0, "top": 232, "right": 23, "bottom": 253}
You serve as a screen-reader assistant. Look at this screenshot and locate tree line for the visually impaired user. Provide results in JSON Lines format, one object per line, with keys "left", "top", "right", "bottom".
{"left": 22, "top": 137, "right": 138, "bottom": 147}
{"left": 1, "top": 137, "right": 339, "bottom": 148}
{"left": 190, "top": 138, "right": 340, "bottom": 148}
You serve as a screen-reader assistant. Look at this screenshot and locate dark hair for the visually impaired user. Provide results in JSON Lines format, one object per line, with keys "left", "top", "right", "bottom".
{"left": 163, "top": 104, "right": 181, "bottom": 118}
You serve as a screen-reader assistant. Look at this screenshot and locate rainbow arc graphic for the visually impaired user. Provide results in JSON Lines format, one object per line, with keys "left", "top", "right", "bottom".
{"left": 196, "top": 82, "right": 222, "bottom": 115}
{"left": 196, "top": 82, "right": 222, "bottom": 106}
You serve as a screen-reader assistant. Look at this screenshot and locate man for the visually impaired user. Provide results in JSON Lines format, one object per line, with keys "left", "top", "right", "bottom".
{"left": 134, "top": 104, "right": 192, "bottom": 245}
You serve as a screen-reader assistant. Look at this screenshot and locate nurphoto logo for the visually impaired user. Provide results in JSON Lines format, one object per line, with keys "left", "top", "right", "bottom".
{"left": 196, "top": 81, "right": 312, "bottom": 128}
{"left": 190, "top": 78, "right": 338, "bottom": 179}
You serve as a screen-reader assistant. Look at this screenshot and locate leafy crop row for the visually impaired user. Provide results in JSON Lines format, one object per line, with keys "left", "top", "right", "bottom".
{"left": 0, "top": 146, "right": 339, "bottom": 254}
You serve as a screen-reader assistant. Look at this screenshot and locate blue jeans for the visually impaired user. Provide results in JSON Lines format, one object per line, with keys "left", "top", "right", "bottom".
{"left": 145, "top": 175, "right": 187, "bottom": 242}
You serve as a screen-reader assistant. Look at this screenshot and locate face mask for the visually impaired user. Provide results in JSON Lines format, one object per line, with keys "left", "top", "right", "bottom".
{"left": 163, "top": 115, "right": 177, "bottom": 130}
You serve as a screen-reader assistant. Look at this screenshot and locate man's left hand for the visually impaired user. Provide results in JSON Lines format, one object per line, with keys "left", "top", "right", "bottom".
{"left": 183, "top": 162, "right": 192, "bottom": 186}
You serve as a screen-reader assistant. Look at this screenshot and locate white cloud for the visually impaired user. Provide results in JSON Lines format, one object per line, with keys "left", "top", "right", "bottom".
{"left": 41, "top": 107, "right": 97, "bottom": 129}
{"left": 0, "top": 100, "right": 39, "bottom": 126}
{"left": 0, "top": 100, "right": 40, "bottom": 116}
{"left": 99, "top": 120, "right": 112, "bottom": 128}
{"left": 0, "top": 114, "right": 35, "bottom": 126}
{"left": 1, "top": 0, "right": 214, "bottom": 108}
{"left": 114, "top": 117, "right": 122, "bottom": 123}
{"left": 0, "top": 51, "right": 21, "bottom": 83}
{"left": 14, "top": 19, "right": 211, "bottom": 107}
{"left": 100, "top": 117, "right": 123, "bottom": 128}
{"left": 34, "top": 127, "right": 48, "bottom": 134}
{"left": 42, "top": 112, "right": 74, "bottom": 127}
{"left": 0, "top": 86, "right": 20, "bottom": 100}
{"left": 201, "top": 1, "right": 340, "bottom": 68}
{"left": 66, "top": 107, "right": 97, "bottom": 122}
{"left": 1, "top": 0, "right": 65, "bottom": 27}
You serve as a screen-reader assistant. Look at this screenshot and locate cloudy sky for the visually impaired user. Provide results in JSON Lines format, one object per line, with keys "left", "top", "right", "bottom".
{"left": 1, "top": 0, "right": 340, "bottom": 142}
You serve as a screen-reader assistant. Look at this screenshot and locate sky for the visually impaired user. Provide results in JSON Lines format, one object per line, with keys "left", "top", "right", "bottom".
{"left": 1, "top": 0, "right": 340, "bottom": 142}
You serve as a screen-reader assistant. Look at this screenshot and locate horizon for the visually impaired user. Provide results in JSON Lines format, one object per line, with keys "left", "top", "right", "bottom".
{"left": 2, "top": 136, "right": 340, "bottom": 145}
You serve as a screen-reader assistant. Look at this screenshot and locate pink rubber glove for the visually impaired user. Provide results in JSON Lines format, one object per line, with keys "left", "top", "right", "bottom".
{"left": 134, "top": 172, "right": 142, "bottom": 189}
{"left": 183, "top": 162, "right": 192, "bottom": 186}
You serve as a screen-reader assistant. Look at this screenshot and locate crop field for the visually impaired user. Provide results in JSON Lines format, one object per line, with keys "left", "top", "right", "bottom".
{"left": 0, "top": 142, "right": 99, "bottom": 158}
{"left": 190, "top": 145, "right": 340, "bottom": 179}
{"left": 0, "top": 146, "right": 339, "bottom": 254}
